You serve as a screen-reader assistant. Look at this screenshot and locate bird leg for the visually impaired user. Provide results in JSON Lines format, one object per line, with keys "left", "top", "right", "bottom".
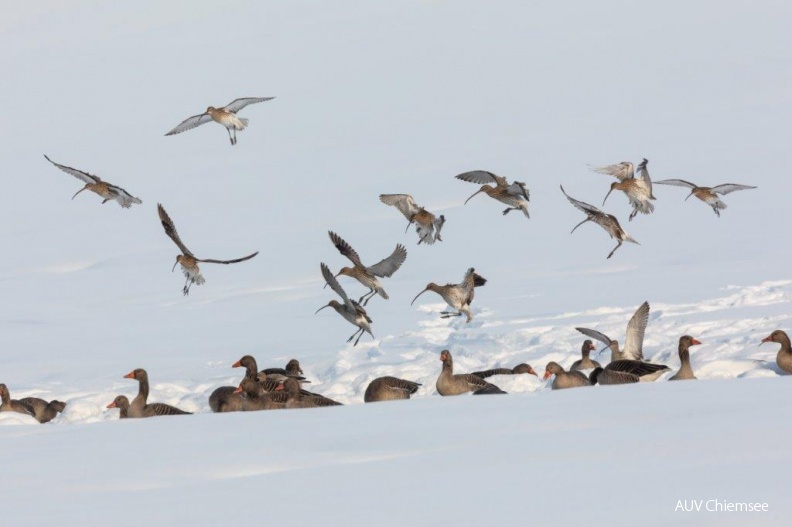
{"left": 226, "top": 128, "right": 234, "bottom": 145}
{"left": 502, "top": 207, "right": 518, "bottom": 215}
{"left": 440, "top": 311, "right": 463, "bottom": 319}
{"left": 607, "top": 240, "right": 623, "bottom": 259}
{"left": 712, "top": 206, "right": 720, "bottom": 217}
{"left": 359, "top": 289, "right": 376, "bottom": 306}
{"left": 232, "top": 129, "right": 238, "bottom": 145}
{"left": 346, "top": 328, "right": 362, "bottom": 343}
{"left": 182, "top": 275, "right": 192, "bottom": 296}
{"left": 354, "top": 329, "right": 365, "bottom": 346}
{"left": 570, "top": 218, "right": 590, "bottom": 234}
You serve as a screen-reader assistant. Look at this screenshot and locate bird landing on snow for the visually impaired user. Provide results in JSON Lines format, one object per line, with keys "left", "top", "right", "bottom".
{"left": 165, "top": 97, "right": 274, "bottom": 145}
{"left": 411, "top": 267, "right": 486, "bottom": 323}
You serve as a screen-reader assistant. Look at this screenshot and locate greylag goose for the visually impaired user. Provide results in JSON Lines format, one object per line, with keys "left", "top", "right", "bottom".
{"left": 471, "top": 364, "right": 537, "bottom": 379}
{"left": 234, "top": 379, "right": 286, "bottom": 411}
{"left": 106, "top": 396, "right": 130, "bottom": 419}
{"left": 0, "top": 384, "right": 35, "bottom": 418}
{"left": 669, "top": 336, "right": 701, "bottom": 381}
{"left": 364, "top": 376, "right": 421, "bottom": 402}
{"left": 436, "top": 350, "right": 506, "bottom": 396}
{"left": 570, "top": 340, "right": 602, "bottom": 371}
{"left": 209, "top": 355, "right": 261, "bottom": 413}
{"left": 18, "top": 397, "right": 67, "bottom": 423}
{"left": 589, "top": 367, "right": 639, "bottom": 385}
{"left": 123, "top": 369, "right": 191, "bottom": 417}
{"left": 283, "top": 378, "right": 342, "bottom": 409}
{"left": 589, "top": 360, "right": 670, "bottom": 385}
{"left": 761, "top": 330, "right": 792, "bottom": 374}
{"left": 543, "top": 362, "right": 591, "bottom": 390}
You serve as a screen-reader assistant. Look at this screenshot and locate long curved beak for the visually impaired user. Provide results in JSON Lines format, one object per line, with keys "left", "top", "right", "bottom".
{"left": 315, "top": 303, "right": 331, "bottom": 314}
{"left": 411, "top": 288, "right": 429, "bottom": 305}
{"left": 464, "top": 190, "right": 484, "bottom": 205}
{"left": 602, "top": 188, "right": 614, "bottom": 206}
{"left": 404, "top": 221, "right": 413, "bottom": 233}
{"left": 685, "top": 192, "right": 694, "bottom": 201}
{"left": 171, "top": 261, "right": 179, "bottom": 272}
{"left": 71, "top": 187, "right": 88, "bottom": 200}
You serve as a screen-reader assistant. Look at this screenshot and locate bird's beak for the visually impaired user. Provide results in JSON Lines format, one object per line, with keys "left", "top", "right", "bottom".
{"left": 685, "top": 192, "right": 693, "bottom": 201}
{"left": 760, "top": 335, "right": 772, "bottom": 344}
{"left": 71, "top": 187, "right": 88, "bottom": 200}
{"left": 404, "top": 221, "right": 413, "bottom": 233}
{"left": 602, "top": 188, "right": 614, "bottom": 206}
{"left": 231, "top": 360, "right": 242, "bottom": 368}
{"left": 315, "top": 303, "right": 331, "bottom": 314}
{"left": 691, "top": 338, "right": 702, "bottom": 345}
{"left": 411, "top": 288, "right": 429, "bottom": 305}
{"left": 123, "top": 371, "right": 135, "bottom": 379}
{"left": 542, "top": 371, "right": 552, "bottom": 380}
{"left": 171, "top": 261, "right": 179, "bottom": 272}
{"left": 106, "top": 401, "right": 117, "bottom": 409}
{"left": 464, "top": 189, "right": 484, "bottom": 205}
{"left": 528, "top": 369, "right": 537, "bottom": 377}
{"left": 233, "top": 386, "right": 243, "bottom": 394}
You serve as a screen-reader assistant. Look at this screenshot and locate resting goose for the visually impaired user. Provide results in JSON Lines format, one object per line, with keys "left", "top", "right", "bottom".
{"left": 761, "top": 330, "right": 792, "bottom": 375}
{"left": 364, "top": 376, "right": 421, "bottom": 402}
{"left": 283, "top": 378, "right": 342, "bottom": 409}
{"left": 436, "top": 350, "right": 506, "bottom": 396}
{"left": 123, "top": 369, "right": 191, "bottom": 417}
{"left": 669, "top": 336, "right": 701, "bottom": 381}
{"left": 0, "top": 384, "right": 35, "bottom": 418}
{"left": 570, "top": 340, "right": 601, "bottom": 371}
{"left": 234, "top": 379, "right": 286, "bottom": 411}
{"left": 543, "top": 362, "right": 591, "bottom": 390}
{"left": 106, "top": 396, "right": 131, "bottom": 419}
{"left": 471, "top": 363, "right": 537, "bottom": 379}
{"left": 18, "top": 397, "right": 67, "bottom": 423}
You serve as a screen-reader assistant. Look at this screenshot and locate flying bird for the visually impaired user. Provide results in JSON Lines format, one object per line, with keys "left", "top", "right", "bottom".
{"left": 44, "top": 155, "right": 142, "bottom": 208}
{"left": 379, "top": 194, "right": 445, "bottom": 245}
{"left": 165, "top": 97, "right": 274, "bottom": 145}
{"left": 328, "top": 231, "right": 406, "bottom": 305}
{"left": 157, "top": 204, "right": 258, "bottom": 295}
{"left": 560, "top": 185, "right": 639, "bottom": 259}
{"left": 411, "top": 267, "right": 486, "bottom": 322}
{"left": 575, "top": 301, "right": 650, "bottom": 363}
{"left": 455, "top": 170, "right": 530, "bottom": 218}
{"left": 592, "top": 159, "right": 655, "bottom": 221}
{"left": 653, "top": 179, "right": 756, "bottom": 217}
{"left": 316, "top": 262, "right": 374, "bottom": 346}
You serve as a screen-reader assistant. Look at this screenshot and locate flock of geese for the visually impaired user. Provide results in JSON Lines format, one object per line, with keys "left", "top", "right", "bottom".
{"left": 0, "top": 95, "right": 779, "bottom": 424}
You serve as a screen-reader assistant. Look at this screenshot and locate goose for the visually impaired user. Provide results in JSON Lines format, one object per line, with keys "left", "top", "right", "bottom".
{"left": 364, "top": 377, "right": 421, "bottom": 402}
{"left": 471, "top": 364, "right": 537, "bottom": 379}
{"left": 436, "top": 350, "right": 506, "bottom": 395}
{"left": 543, "top": 362, "right": 591, "bottom": 390}
{"left": 761, "top": 330, "right": 792, "bottom": 375}
{"left": 0, "top": 384, "right": 35, "bottom": 419}
{"left": 123, "top": 369, "right": 191, "bottom": 417}
{"left": 669, "top": 336, "right": 701, "bottom": 381}
{"left": 18, "top": 397, "right": 67, "bottom": 423}
{"left": 570, "top": 340, "right": 601, "bottom": 371}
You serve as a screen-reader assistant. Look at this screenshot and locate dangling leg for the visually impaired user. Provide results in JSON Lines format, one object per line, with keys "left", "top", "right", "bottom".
{"left": 182, "top": 275, "right": 191, "bottom": 295}
{"left": 503, "top": 207, "right": 519, "bottom": 215}
{"left": 232, "top": 129, "right": 238, "bottom": 145}
{"left": 713, "top": 206, "right": 720, "bottom": 217}
{"left": 440, "top": 311, "right": 463, "bottom": 318}
{"left": 226, "top": 128, "right": 234, "bottom": 145}
{"left": 629, "top": 208, "right": 638, "bottom": 222}
{"left": 570, "top": 218, "right": 590, "bottom": 234}
{"left": 607, "top": 240, "right": 623, "bottom": 259}
{"left": 346, "top": 328, "right": 362, "bottom": 343}
{"left": 354, "top": 329, "right": 365, "bottom": 346}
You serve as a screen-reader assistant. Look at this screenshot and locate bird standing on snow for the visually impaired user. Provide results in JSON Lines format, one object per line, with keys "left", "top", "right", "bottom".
{"left": 653, "top": 179, "right": 756, "bottom": 217}
{"left": 44, "top": 155, "right": 142, "bottom": 208}
{"left": 411, "top": 267, "right": 486, "bottom": 323}
{"left": 379, "top": 194, "right": 446, "bottom": 245}
{"left": 456, "top": 170, "right": 530, "bottom": 218}
{"left": 165, "top": 97, "right": 274, "bottom": 145}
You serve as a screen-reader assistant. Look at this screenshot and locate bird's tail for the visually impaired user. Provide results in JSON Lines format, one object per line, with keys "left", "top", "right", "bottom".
{"left": 237, "top": 117, "right": 250, "bottom": 129}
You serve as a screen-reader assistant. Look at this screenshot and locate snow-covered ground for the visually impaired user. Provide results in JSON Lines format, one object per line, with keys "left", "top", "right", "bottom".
{"left": 1, "top": 1, "right": 791, "bottom": 525}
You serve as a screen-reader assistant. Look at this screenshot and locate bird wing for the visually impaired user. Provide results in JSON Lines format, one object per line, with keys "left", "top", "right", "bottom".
{"left": 575, "top": 327, "right": 613, "bottom": 347}
{"left": 165, "top": 112, "right": 213, "bottom": 136}
{"left": 623, "top": 301, "right": 650, "bottom": 360}
{"left": 455, "top": 170, "right": 507, "bottom": 187}
{"left": 366, "top": 244, "right": 407, "bottom": 277}
{"left": 106, "top": 183, "right": 142, "bottom": 204}
{"left": 607, "top": 360, "right": 668, "bottom": 376}
{"left": 320, "top": 262, "right": 352, "bottom": 308}
{"left": 471, "top": 368, "right": 513, "bottom": 379}
{"left": 328, "top": 231, "right": 363, "bottom": 267}
{"left": 590, "top": 162, "right": 634, "bottom": 181}
{"left": 222, "top": 97, "right": 275, "bottom": 114}
{"left": 560, "top": 185, "right": 603, "bottom": 217}
{"left": 636, "top": 162, "right": 654, "bottom": 197}
{"left": 710, "top": 184, "right": 757, "bottom": 196}
{"left": 44, "top": 155, "right": 100, "bottom": 184}
{"left": 379, "top": 194, "right": 420, "bottom": 220}
{"left": 157, "top": 203, "right": 194, "bottom": 256}
{"left": 198, "top": 251, "right": 259, "bottom": 265}
{"left": 506, "top": 181, "right": 530, "bottom": 200}
{"left": 653, "top": 179, "right": 697, "bottom": 189}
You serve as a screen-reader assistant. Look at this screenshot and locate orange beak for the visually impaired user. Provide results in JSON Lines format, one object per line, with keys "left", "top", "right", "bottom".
{"left": 275, "top": 384, "right": 285, "bottom": 391}
{"left": 232, "top": 360, "right": 242, "bottom": 368}
{"left": 233, "top": 386, "right": 243, "bottom": 394}
{"left": 123, "top": 371, "right": 135, "bottom": 379}
{"left": 542, "top": 371, "right": 552, "bottom": 380}
{"left": 691, "top": 338, "right": 702, "bottom": 345}
{"left": 106, "top": 401, "right": 117, "bottom": 409}
{"left": 761, "top": 335, "right": 773, "bottom": 343}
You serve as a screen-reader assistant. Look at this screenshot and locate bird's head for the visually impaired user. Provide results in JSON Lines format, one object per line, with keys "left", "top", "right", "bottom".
{"left": 411, "top": 283, "right": 439, "bottom": 305}
{"left": 464, "top": 185, "right": 492, "bottom": 205}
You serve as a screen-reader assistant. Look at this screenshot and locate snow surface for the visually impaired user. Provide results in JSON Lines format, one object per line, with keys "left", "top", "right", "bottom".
{"left": 1, "top": 1, "right": 791, "bottom": 525}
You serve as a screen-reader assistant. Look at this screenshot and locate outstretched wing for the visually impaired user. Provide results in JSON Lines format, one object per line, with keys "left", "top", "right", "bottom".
{"left": 165, "top": 113, "right": 212, "bottom": 136}
{"left": 455, "top": 170, "right": 508, "bottom": 187}
{"left": 44, "top": 155, "right": 100, "bottom": 184}
{"left": 106, "top": 184, "right": 142, "bottom": 207}
{"left": 328, "top": 231, "right": 363, "bottom": 267}
{"left": 198, "top": 252, "right": 258, "bottom": 265}
{"left": 711, "top": 184, "right": 757, "bottom": 196}
{"left": 223, "top": 97, "right": 275, "bottom": 114}
{"left": 366, "top": 244, "right": 407, "bottom": 277}
{"left": 560, "top": 185, "right": 602, "bottom": 217}
{"left": 636, "top": 159, "right": 654, "bottom": 197}
{"left": 379, "top": 194, "right": 420, "bottom": 220}
{"left": 506, "top": 181, "right": 530, "bottom": 200}
{"left": 157, "top": 203, "right": 194, "bottom": 256}
{"left": 320, "top": 262, "right": 352, "bottom": 309}
{"left": 590, "top": 162, "right": 634, "bottom": 181}
{"left": 575, "top": 327, "right": 613, "bottom": 347}
{"left": 623, "top": 301, "right": 650, "bottom": 360}
{"left": 653, "top": 179, "right": 698, "bottom": 189}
